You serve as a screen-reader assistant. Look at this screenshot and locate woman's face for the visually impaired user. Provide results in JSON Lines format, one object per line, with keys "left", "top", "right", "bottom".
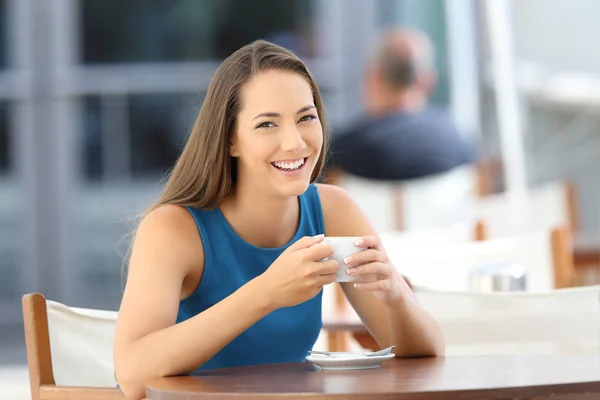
{"left": 231, "top": 69, "right": 323, "bottom": 198}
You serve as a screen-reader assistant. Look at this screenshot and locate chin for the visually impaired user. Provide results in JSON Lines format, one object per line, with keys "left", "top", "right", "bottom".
{"left": 275, "top": 179, "right": 311, "bottom": 198}
{"left": 268, "top": 157, "right": 316, "bottom": 198}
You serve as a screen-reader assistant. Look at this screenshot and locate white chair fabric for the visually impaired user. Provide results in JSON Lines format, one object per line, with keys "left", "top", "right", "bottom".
{"left": 378, "top": 221, "right": 477, "bottom": 245}
{"left": 400, "top": 165, "right": 477, "bottom": 230}
{"left": 415, "top": 285, "right": 600, "bottom": 355}
{"left": 338, "top": 165, "right": 477, "bottom": 232}
{"left": 382, "top": 229, "right": 556, "bottom": 292}
{"left": 46, "top": 300, "right": 118, "bottom": 387}
{"left": 474, "top": 181, "right": 569, "bottom": 238}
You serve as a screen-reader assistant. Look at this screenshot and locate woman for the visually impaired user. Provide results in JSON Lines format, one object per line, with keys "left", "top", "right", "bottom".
{"left": 114, "top": 40, "right": 445, "bottom": 400}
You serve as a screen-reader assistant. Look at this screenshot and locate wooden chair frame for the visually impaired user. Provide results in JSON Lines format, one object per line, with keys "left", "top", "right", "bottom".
{"left": 22, "top": 293, "right": 125, "bottom": 400}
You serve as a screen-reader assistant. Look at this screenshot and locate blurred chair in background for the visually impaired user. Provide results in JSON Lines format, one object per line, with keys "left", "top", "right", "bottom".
{"left": 325, "top": 223, "right": 574, "bottom": 351}
{"left": 332, "top": 164, "right": 480, "bottom": 232}
{"left": 415, "top": 286, "right": 600, "bottom": 356}
{"left": 323, "top": 285, "right": 600, "bottom": 354}
{"left": 473, "top": 180, "right": 579, "bottom": 238}
{"left": 473, "top": 180, "right": 598, "bottom": 284}
{"left": 382, "top": 225, "right": 574, "bottom": 292}
{"left": 22, "top": 293, "right": 124, "bottom": 400}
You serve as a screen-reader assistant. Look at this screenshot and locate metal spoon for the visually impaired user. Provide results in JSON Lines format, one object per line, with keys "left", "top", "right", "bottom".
{"left": 308, "top": 345, "right": 396, "bottom": 357}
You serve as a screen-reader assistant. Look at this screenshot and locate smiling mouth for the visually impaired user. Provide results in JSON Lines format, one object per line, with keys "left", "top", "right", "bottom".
{"left": 271, "top": 157, "right": 308, "bottom": 171}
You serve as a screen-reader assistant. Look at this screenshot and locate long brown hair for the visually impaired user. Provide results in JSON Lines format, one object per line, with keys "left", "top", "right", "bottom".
{"left": 151, "top": 40, "right": 327, "bottom": 214}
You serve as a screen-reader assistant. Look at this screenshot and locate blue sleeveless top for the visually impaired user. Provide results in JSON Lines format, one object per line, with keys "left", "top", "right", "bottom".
{"left": 177, "top": 184, "right": 325, "bottom": 371}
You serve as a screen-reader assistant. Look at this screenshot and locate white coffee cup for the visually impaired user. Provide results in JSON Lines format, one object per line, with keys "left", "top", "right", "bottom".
{"left": 322, "top": 236, "right": 365, "bottom": 282}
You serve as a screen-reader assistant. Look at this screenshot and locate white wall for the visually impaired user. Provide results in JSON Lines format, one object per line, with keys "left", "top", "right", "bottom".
{"left": 514, "top": 0, "right": 600, "bottom": 73}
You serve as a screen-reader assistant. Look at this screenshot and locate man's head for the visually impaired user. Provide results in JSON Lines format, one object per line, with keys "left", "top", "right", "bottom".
{"left": 364, "top": 28, "right": 437, "bottom": 116}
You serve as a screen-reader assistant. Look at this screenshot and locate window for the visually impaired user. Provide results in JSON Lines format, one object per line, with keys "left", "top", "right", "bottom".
{"left": 81, "top": 0, "right": 319, "bottom": 64}
{"left": 81, "top": 94, "right": 200, "bottom": 182}
{"left": 128, "top": 94, "right": 198, "bottom": 179}
{"left": 0, "top": 251, "right": 19, "bottom": 301}
{"left": 0, "top": 102, "right": 9, "bottom": 173}
{"left": 77, "top": 252, "right": 124, "bottom": 310}
{"left": 0, "top": 0, "right": 6, "bottom": 69}
{"left": 82, "top": 96, "right": 102, "bottom": 181}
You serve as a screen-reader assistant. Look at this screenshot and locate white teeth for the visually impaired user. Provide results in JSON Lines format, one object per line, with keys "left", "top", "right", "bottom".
{"left": 273, "top": 158, "right": 305, "bottom": 170}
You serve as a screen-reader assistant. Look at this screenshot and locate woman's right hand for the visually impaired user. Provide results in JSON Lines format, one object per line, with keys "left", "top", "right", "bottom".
{"left": 258, "top": 234, "right": 338, "bottom": 309}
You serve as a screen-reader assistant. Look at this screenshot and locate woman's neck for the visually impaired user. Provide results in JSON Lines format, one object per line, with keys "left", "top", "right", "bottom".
{"left": 219, "top": 183, "right": 300, "bottom": 248}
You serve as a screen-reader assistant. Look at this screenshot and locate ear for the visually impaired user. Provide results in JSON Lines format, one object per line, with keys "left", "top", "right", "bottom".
{"left": 229, "top": 138, "right": 239, "bottom": 157}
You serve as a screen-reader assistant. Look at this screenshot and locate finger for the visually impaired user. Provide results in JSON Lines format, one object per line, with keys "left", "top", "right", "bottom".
{"left": 289, "top": 234, "right": 324, "bottom": 251}
{"left": 314, "top": 259, "right": 339, "bottom": 275}
{"left": 305, "top": 242, "right": 334, "bottom": 261}
{"left": 353, "top": 279, "right": 391, "bottom": 291}
{"left": 354, "top": 235, "right": 380, "bottom": 250}
{"left": 316, "top": 273, "right": 337, "bottom": 286}
{"left": 355, "top": 273, "right": 378, "bottom": 283}
{"left": 343, "top": 249, "right": 383, "bottom": 267}
{"left": 346, "top": 261, "right": 389, "bottom": 277}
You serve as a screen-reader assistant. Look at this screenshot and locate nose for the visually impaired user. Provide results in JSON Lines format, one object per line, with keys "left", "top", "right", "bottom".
{"left": 281, "top": 126, "right": 307, "bottom": 153}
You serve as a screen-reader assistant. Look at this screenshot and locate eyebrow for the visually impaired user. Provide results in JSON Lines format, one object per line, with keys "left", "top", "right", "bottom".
{"left": 252, "top": 105, "right": 316, "bottom": 120}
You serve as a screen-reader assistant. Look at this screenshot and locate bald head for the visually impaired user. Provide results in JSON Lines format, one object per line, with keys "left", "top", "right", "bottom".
{"left": 364, "top": 28, "right": 436, "bottom": 115}
{"left": 374, "top": 28, "right": 435, "bottom": 90}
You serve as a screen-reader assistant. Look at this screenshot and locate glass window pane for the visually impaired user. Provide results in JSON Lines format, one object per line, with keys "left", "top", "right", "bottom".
{"left": 73, "top": 245, "right": 125, "bottom": 310}
{"left": 80, "top": 94, "right": 200, "bottom": 182}
{"left": 0, "top": 251, "right": 19, "bottom": 301}
{"left": 81, "top": 0, "right": 320, "bottom": 64}
{"left": 128, "top": 94, "right": 199, "bottom": 179}
{"left": 0, "top": 102, "right": 22, "bottom": 309}
{"left": 0, "top": 102, "right": 9, "bottom": 173}
{"left": 0, "top": 0, "right": 6, "bottom": 69}
{"left": 81, "top": 96, "right": 102, "bottom": 181}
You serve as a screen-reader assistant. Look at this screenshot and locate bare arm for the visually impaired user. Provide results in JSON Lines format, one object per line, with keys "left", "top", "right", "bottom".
{"left": 317, "top": 184, "right": 445, "bottom": 357}
{"left": 114, "top": 205, "right": 273, "bottom": 400}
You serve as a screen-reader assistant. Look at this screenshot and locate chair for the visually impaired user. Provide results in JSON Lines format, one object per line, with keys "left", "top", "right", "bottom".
{"left": 327, "top": 165, "right": 479, "bottom": 232}
{"left": 474, "top": 181, "right": 599, "bottom": 284}
{"left": 22, "top": 293, "right": 125, "bottom": 400}
{"left": 474, "top": 180, "right": 579, "bottom": 238}
{"left": 331, "top": 219, "right": 487, "bottom": 315}
{"left": 417, "top": 285, "right": 600, "bottom": 355}
{"left": 326, "top": 225, "right": 574, "bottom": 351}
{"left": 323, "top": 285, "right": 600, "bottom": 354}
{"left": 379, "top": 219, "right": 488, "bottom": 244}
{"left": 324, "top": 220, "right": 485, "bottom": 352}
{"left": 383, "top": 225, "right": 574, "bottom": 292}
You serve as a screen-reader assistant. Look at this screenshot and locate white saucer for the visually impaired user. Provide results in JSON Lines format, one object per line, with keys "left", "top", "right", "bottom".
{"left": 306, "top": 352, "right": 395, "bottom": 371}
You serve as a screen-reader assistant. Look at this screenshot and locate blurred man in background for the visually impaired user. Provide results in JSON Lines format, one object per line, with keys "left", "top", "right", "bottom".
{"left": 326, "top": 28, "right": 475, "bottom": 181}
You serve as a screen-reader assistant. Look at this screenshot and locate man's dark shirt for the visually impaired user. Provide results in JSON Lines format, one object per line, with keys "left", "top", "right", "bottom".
{"left": 326, "top": 108, "right": 476, "bottom": 181}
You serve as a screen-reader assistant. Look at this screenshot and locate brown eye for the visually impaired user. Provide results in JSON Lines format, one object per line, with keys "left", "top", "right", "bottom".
{"left": 256, "top": 121, "right": 276, "bottom": 129}
{"left": 298, "top": 114, "right": 317, "bottom": 123}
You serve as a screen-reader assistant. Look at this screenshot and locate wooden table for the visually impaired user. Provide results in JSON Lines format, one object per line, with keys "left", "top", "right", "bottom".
{"left": 146, "top": 355, "right": 600, "bottom": 399}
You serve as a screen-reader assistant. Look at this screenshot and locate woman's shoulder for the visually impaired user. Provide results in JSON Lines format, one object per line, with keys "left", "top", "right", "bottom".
{"left": 140, "top": 204, "right": 198, "bottom": 235}
{"left": 315, "top": 184, "right": 368, "bottom": 236}
{"left": 314, "top": 183, "right": 352, "bottom": 205}
{"left": 135, "top": 204, "right": 205, "bottom": 271}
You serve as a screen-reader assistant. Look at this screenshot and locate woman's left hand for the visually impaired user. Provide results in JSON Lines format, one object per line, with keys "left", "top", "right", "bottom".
{"left": 344, "top": 235, "right": 412, "bottom": 305}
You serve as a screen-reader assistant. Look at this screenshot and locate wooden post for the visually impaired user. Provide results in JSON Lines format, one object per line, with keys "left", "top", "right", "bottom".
{"left": 22, "top": 293, "right": 55, "bottom": 400}
{"left": 551, "top": 226, "right": 575, "bottom": 288}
